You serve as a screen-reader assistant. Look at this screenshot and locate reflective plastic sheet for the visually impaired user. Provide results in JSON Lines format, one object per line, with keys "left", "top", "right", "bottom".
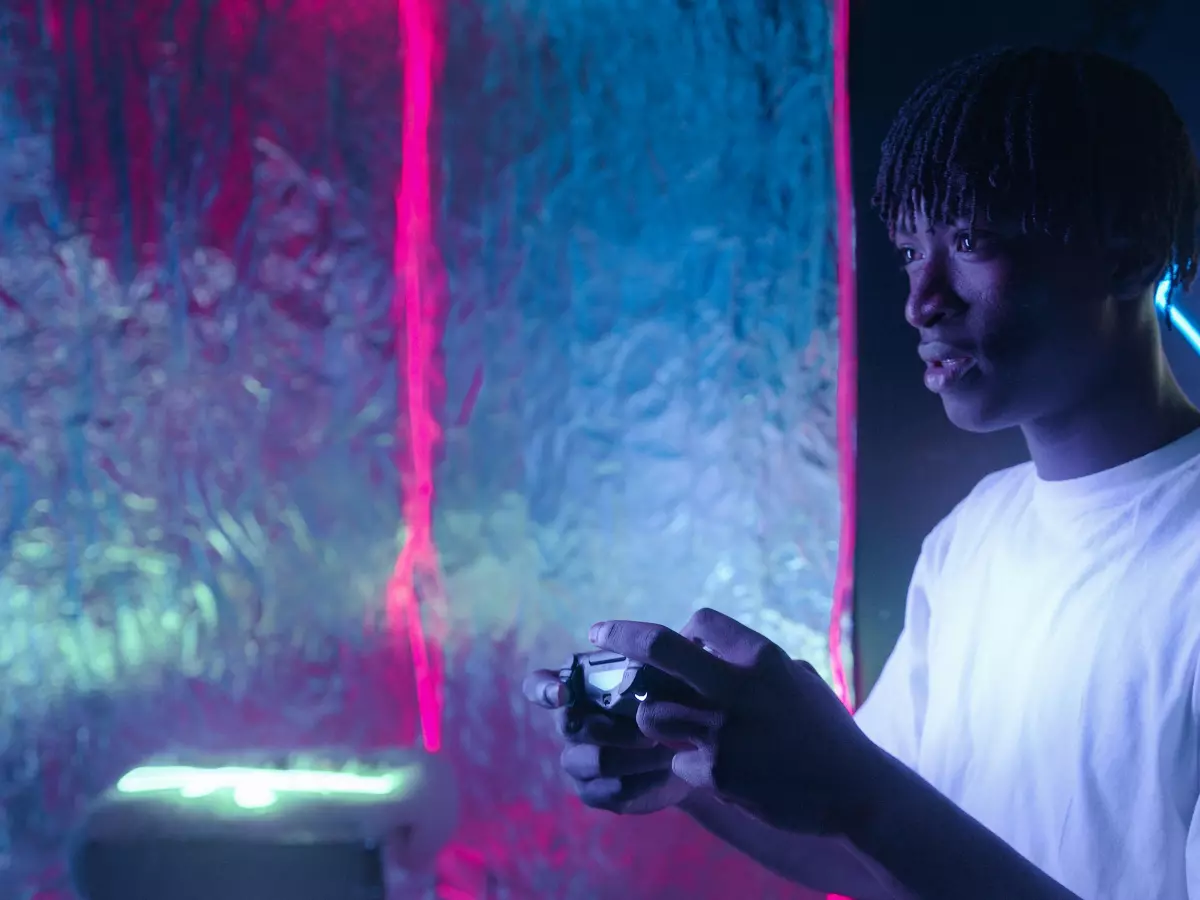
{"left": 0, "top": 0, "right": 845, "bottom": 896}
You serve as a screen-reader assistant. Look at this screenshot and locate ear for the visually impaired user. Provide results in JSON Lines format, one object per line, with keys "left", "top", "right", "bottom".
{"left": 1111, "top": 249, "right": 1167, "bottom": 302}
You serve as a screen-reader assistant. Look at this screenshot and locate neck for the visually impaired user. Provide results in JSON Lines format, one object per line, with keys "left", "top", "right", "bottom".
{"left": 1022, "top": 326, "right": 1200, "bottom": 482}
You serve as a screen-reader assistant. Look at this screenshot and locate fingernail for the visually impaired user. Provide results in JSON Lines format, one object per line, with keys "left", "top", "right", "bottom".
{"left": 589, "top": 622, "right": 606, "bottom": 644}
{"left": 543, "top": 682, "right": 566, "bottom": 707}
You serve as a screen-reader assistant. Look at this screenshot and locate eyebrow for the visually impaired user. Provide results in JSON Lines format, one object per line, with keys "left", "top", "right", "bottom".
{"left": 892, "top": 226, "right": 934, "bottom": 239}
{"left": 894, "top": 218, "right": 982, "bottom": 239}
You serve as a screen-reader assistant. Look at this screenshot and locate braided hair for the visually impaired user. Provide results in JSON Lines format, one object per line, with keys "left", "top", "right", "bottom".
{"left": 873, "top": 47, "right": 1200, "bottom": 293}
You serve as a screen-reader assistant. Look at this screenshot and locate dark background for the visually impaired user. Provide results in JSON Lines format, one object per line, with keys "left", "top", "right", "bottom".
{"left": 850, "top": 0, "right": 1200, "bottom": 695}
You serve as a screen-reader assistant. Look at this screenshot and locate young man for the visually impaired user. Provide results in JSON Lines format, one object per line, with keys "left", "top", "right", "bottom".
{"left": 525, "top": 47, "right": 1200, "bottom": 899}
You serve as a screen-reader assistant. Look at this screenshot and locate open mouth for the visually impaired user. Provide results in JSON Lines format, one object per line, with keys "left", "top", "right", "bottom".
{"left": 926, "top": 357, "right": 972, "bottom": 372}
{"left": 918, "top": 341, "right": 979, "bottom": 393}
{"left": 923, "top": 356, "right": 977, "bottom": 392}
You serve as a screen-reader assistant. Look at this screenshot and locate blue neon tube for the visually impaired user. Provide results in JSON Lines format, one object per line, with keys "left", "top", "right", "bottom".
{"left": 1155, "top": 277, "right": 1200, "bottom": 356}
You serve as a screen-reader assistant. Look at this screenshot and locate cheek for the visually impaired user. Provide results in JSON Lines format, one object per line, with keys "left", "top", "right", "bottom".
{"left": 966, "top": 288, "right": 1039, "bottom": 366}
{"left": 966, "top": 273, "right": 1088, "bottom": 371}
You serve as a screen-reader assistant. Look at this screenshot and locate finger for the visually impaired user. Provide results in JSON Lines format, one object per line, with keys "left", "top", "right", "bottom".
{"left": 637, "top": 700, "right": 723, "bottom": 746}
{"left": 523, "top": 669, "right": 568, "bottom": 709}
{"left": 671, "top": 746, "right": 717, "bottom": 792}
{"left": 680, "top": 607, "right": 781, "bottom": 669}
{"left": 555, "top": 707, "right": 655, "bottom": 748}
{"left": 576, "top": 770, "right": 674, "bottom": 812}
{"left": 561, "top": 743, "right": 675, "bottom": 780}
{"left": 588, "top": 620, "right": 731, "bottom": 702}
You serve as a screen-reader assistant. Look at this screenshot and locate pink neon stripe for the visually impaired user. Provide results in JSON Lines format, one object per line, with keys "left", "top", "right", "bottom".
{"left": 829, "top": 0, "right": 857, "bottom": 715}
{"left": 391, "top": 0, "right": 444, "bottom": 753}
{"left": 830, "top": 0, "right": 859, "bottom": 897}
{"left": 828, "top": 0, "right": 857, "bottom": 895}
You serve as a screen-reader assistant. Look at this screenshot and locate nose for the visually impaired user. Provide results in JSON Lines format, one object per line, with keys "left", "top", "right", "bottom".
{"left": 904, "top": 255, "right": 965, "bottom": 329}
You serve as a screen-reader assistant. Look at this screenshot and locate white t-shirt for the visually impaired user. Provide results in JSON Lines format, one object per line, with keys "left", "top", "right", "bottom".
{"left": 855, "top": 426, "right": 1200, "bottom": 900}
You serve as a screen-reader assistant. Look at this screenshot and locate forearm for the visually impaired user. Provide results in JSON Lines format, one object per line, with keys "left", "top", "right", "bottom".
{"left": 679, "top": 792, "right": 912, "bottom": 900}
{"left": 844, "top": 751, "right": 1084, "bottom": 900}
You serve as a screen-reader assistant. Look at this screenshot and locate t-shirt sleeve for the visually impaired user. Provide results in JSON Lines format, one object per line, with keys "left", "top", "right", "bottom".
{"left": 852, "top": 535, "right": 938, "bottom": 771}
{"left": 1187, "top": 646, "right": 1200, "bottom": 897}
{"left": 1189, "top": 791, "right": 1200, "bottom": 897}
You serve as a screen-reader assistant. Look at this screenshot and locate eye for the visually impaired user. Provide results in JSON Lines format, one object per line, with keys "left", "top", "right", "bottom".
{"left": 895, "top": 245, "right": 920, "bottom": 267}
{"left": 955, "top": 230, "right": 996, "bottom": 254}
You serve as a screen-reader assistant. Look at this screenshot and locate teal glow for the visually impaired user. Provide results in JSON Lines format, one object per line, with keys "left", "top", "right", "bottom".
{"left": 116, "top": 765, "right": 411, "bottom": 810}
{"left": 1156, "top": 276, "right": 1200, "bottom": 356}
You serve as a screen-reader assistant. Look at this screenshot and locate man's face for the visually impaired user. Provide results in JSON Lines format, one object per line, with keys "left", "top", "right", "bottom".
{"left": 893, "top": 211, "right": 1118, "bottom": 433}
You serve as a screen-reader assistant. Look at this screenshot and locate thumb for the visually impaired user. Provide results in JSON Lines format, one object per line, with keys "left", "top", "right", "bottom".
{"left": 671, "top": 746, "right": 717, "bottom": 792}
{"left": 522, "top": 669, "right": 569, "bottom": 709}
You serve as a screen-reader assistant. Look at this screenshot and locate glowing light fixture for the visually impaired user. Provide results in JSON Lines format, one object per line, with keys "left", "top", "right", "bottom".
{"left": 390, "top": 0, "right": 446, "bottom": 755}
{"left": 1155, "top": 275, "right": 1200, "bottom": 356}
{"left": 116, "top": 765, "right": 413, "bottom": 811}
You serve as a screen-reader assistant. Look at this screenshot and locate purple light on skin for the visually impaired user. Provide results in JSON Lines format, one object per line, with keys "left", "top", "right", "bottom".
{"left": 1156, "top": 275, "right": 1200, "bottom": 356}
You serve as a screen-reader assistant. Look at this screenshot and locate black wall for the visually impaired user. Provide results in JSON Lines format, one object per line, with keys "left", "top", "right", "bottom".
{"left": 850, "top": 0, "right": 1200, "bottom": 696}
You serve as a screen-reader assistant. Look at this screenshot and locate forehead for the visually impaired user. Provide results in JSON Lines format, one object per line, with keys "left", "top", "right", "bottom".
{"left": 890, "top": 207, "right": 1014, "bottom": 239}
{"left": 879, "top": 144, "right": 1042, "bottom": 240}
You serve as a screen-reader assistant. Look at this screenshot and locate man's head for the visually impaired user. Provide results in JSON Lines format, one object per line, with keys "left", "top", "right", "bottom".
{"left": 874, "top": 48, "right": 1200, "bottom": 433}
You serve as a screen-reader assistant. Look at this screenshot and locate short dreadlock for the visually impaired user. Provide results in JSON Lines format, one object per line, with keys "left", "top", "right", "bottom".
{"left": 873, "top": 47, "right": 1200, "bottom": 293}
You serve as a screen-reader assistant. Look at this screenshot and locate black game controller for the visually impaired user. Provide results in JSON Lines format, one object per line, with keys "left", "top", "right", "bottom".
{"left": 559, "top": 651, "right": 708, "bottom": 718}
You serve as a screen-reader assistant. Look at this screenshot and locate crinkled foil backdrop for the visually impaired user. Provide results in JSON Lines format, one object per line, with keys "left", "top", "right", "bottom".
{"left": 0, "top": 0, "right": 844, "bottom": 897}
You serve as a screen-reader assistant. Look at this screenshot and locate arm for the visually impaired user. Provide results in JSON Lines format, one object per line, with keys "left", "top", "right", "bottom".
{"left": 681, "top": 753, "right": 1082, "bottom": 900}
{"left": 679, "top": 791, "right": 913, "bottom": 900}
{"left": 684, "top": 551, "right": 929, "bottom": 899}
{"left": 677, "top": 518, "right": 1077, "bottom": 900}
{"left": 672, "top": 578, "right": 930, "bottom": 899}
{"left": 842, "top": 750, "right": 1084, "bottom": 900}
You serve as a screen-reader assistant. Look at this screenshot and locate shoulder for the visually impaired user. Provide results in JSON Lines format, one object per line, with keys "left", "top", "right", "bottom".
{"left": 1147, "top": 455, "right": 1200, "bottom": 575}
{"left": 958, "top": 461, "right": 1036, "bottom": 512}
{"left": 920, "top": 461, "right": 1035, "bottom": 563}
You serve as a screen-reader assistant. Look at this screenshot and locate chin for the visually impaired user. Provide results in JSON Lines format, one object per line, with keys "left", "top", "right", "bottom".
{"left": 939, "top": 393, "right": 1018, "bottom": 434}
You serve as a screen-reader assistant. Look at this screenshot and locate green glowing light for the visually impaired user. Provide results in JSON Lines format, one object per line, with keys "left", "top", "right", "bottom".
{"left": 116, "top": 766, "right": 410, "bottom": 811}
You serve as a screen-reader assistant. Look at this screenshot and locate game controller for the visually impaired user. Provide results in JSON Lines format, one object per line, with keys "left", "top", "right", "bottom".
{"left": 558, "top": 650, "right": 709, "bottom": 718}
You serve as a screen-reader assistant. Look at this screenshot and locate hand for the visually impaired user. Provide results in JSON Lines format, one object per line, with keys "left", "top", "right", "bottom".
{"left": 522, "top": 668, "right": 695, "bottom": 815}
{"left": 589, "top": 608, "right": 884, "bottom": 836}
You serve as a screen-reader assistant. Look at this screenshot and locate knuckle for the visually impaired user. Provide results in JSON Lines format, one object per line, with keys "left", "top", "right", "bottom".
{"left": 748, "top": 637, "right": 785, "bottom": 670}
{"left": 636, "top": 705, "right": 670, "bottom": 742}
{"left": 681, "top": 608, "right": 716, "bottom": 642}
{"left": 636, "top": 699, "right": 664, "bottom": 729}
{"left": 597, "top": 621, "right": 624, "bottom": 647}
{"left": 640, "top": 624, "right": 672, "bottom": 659}
{"left": 746, "top": 640, "right": 773, "bottom": 667}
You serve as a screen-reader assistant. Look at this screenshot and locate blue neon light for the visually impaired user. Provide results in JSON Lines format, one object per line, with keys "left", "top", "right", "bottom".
{"left": 1155, "top": 277, "right": 1200, "bottom": 356}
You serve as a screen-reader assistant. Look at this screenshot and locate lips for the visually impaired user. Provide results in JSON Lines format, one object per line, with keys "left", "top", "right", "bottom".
{"left": 918, "top": 341, "right": 978, "bottom": 393}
